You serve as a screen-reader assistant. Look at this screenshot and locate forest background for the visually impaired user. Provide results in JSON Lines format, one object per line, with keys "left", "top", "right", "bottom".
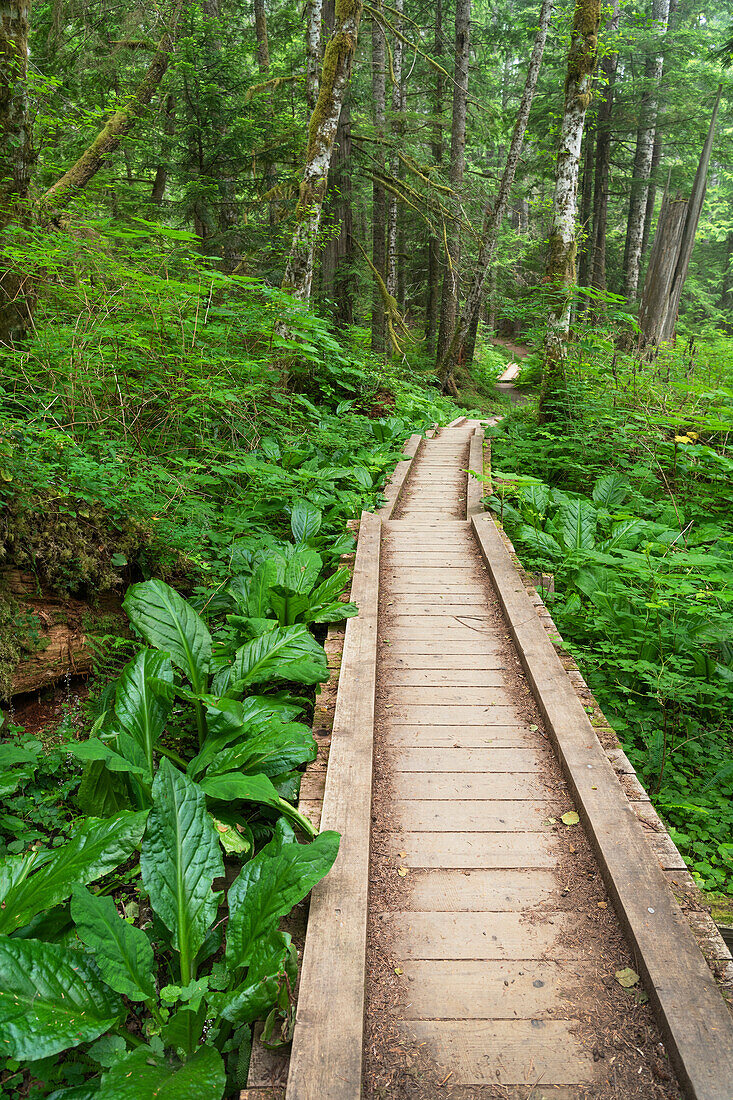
{"left": 0, "top": 0, "right": 732, "bottom": 1094}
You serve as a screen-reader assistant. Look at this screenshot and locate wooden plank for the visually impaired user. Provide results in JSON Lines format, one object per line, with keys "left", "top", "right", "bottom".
{"left": 380, "top": 669, "right": 507, "bottom": 687}
{"left": 401, "top": 1020, "right": 596, "bottom": 1085}
{"left": 472, "top": 513, "right": 733, "bottom": 1100}
{"left": 285, "top": 512, "right": 381, "bottom": 1100}
{"left": 389, "top": 747, "right": 540, "bottom": 772}
{"left": 384, "top": 705, "right": 522, "bottom": 725}
{"left": 466, "top": 428, "right": 485, "bottom": 518}
{"left": 380, "top": 830, "right": 556, "bottom": 869}
{"left": 385, "top": 686, "right": 512, "bottom": 705}
{"left": 398, "top": 960, "right": 587, "bottom": 1020}
{"left": 381, "top": 911, "right": 579, "bottom": 960}
{"left": 392, "top": 798, "right": 553, "bottom": 832}
{"left": 405, "top": 869, "right": 559, "bottom": 911}
{"left": 383, "top": 727, "right": 535, "bottom": 748}
{"left": 382, "top": 603, "right": 493, "bottom": 617}
{"left": 379, "top": 650, "right": 507, "bottom": 666}
{"left": 379, "top": 639, "right": 504, "bottom": 655}
{"left": 390, "top": 771, "right": 556, "bottom": 801}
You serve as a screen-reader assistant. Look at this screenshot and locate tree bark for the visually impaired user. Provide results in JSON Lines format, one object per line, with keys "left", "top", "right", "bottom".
{"left": 438, "top": 0, "right": 553, "bottom": 388}
{"left": 424, "top": 0, "right": 444, "bottom": 355}
{"left": 0, "top": 0, "right": 34, "bottom": 345}
{"left": 589, "top": 0, "right": 620, "bottom": 301}
{"left": 386, "top": 0, "right": 404, "bottom": 299}
{"left": 638, "top": 86, "right": 722, "bottom": 346}
{"left": 539, "top": 0, "right": 601, "bottom": 419}
{"left": 321, "top": 101, "right": 354, "bottom": 328}
{"left": 577, "top": 109, "right": 595, "bottom": 294}
{"left": 151, "top": 93, "right": 176, "bottom": 203}
{"left": 622, "top": 0, "right": 670, "bottom": 303}
{"left": 280, "top": 0, "right": 362, "bottom": 302}
{"left": 306, "top": 0, "right": 324, "bottom": 110}
{"left": 371, "top": 11, "right": 387, "bottom": 353}
{"left": 38, "top": 2, "right": 183, "bottom": 220}
{"left": 254, "top": 0, "right": 270, "bottom": 71}
{"left": 436, "top": 0, "right": 471, "bottom": 364}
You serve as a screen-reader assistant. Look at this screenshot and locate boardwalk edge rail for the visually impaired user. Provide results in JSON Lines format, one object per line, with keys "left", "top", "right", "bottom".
{"left": 284, "top": 510, "right": 381, "bottom": 1100}
{"left": 472, "top": 509, "right": 733, "bottom": 1100}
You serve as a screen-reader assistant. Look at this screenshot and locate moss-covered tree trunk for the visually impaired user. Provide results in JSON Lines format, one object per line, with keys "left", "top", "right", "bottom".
{"left": 0, "top": 0, "right": 33, "bottom": 346}
{"left": 539, "top": 0, "right": 601, "bottom": 421}
{"left": 37, "top": 3, "right": 183, "bottom": 222}
{"left": 280, "top": 0, "right": 362, "bottom": 302}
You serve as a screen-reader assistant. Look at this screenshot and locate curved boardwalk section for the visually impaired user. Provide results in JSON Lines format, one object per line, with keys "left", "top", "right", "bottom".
{"left": 286, "top": 423, "right": 733, "bottom": 1100}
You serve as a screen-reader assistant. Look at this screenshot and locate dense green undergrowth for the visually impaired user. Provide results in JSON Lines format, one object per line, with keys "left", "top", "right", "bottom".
{"left": 0, "top": 227, "right": 457, "bottom": 1098}
{"left": 488, "top": 333, "right": 733, "bottom": 897}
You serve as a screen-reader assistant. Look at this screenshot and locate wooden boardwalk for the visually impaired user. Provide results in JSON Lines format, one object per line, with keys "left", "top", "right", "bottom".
{"left": 283, "top": 421, "right": 733, "bottom": 1100}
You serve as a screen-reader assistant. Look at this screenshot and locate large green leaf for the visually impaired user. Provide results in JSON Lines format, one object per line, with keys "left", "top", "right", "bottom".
{"left": 0, "top": 938, "right": 124, "bottom": 1059}
{"left": 206, "top": 722, "right": 316, "bottom": 778}
{"left": 65, "top": 735, "right": 149, "bottom": 779}
{"left": 308, "top": 567, "right": 351, "bottom": 608}
{"left": 213, "top": 625, "right": 327, "bottom": 693}
{"left": 283, "top": 549, "right": 322, "bottom": 593}
{"left": 123, "top": 580, "right": 212, "bottom": 693}
{"left": 592, "top": 472, "right": 628, "bottom": 509}
{"left": 268, "top": 587, "right": 310, "bottom": 626}
{"left": 98, "top": 1045, "right": 226, "bottom": 1100}
{"left": 71, "top": 886, "right": 156, "bottom": 1003}
{"left": 115, "top": 650, "right": 174, "bottom": 773}
{"left": 0, "top": 812, "right": 147, "bottom": 934}
{"left": 598, "top": 519, "right": 646, "bottom": 552}
{"left": 290, "top": 500, "right": 322, "bottom": 545}
{"left": 226, "top": 821, "right": 339, "bottom": 971}
{"left": 558, "top": 499, "right": 597, "bottom": 552}
{"left": 187, "top": 697, "right": 304, "bottom": 781}
{"left": 247, "top": 559, "right": 280, "bottom": 617}
{"left": 141, "top": 760, "right": 223, "bottom": 981}
{"left": 518, "top": 525, "right": 562, "bottom": 560}
{"left": 200, "top": 771, "right": 284, "bottom": 810}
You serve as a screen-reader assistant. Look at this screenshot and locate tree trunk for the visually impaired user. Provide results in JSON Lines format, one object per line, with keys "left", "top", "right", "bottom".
{"left": 280, "top": 0, "right": 362, "bottom": 302}
{"left": 306, "top": 0, "right": 324, "bottom": 110}
{"left": 438, "top": 0, "right": 553, "bottom": 387}
{"left": 151, "top": 93, "right": 176, "bottom": 203}
{"left": 577, "top": 110, "right": 595, "bottom": 294}
{"left": 371, "top": 13, "right": 387, "bottom": 353}
{"left": 424, "top": 0, "right": 444, "bottom": 355}
{"left": 539, "top": 0, "right": 601, "bottom": 419}
{"left": 589, "top": 0, "right": 620, "bottom": 302}
{"left": 254, "top": 0, "right": 270, "bottom": 71}
{"left": 641, "top": 127, "right": 662, "bottom": 256}
{"left": 386, "top": 0, "right": 404, "bottom": 299}
{"left": 436, "top": 0, "right": 471, "bottom": 364}
{"left": 0, "top": 0, "right": 34, "bottom": 346}
{"left": 321, "top": 101, "right": 354, "bottom": 328}
{"left": 622, "top": 0, "right": 670, "bottom": 303}
{"left": 638, "top": 86, "right": 722, "bottom": 347}
{"left": 38, "top": 3, "right": 183, "bottom": 220}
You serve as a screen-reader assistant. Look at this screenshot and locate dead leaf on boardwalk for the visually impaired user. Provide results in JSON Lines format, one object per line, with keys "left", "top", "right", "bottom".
{"left": 615, "top": 967, "right": 640, "bottom": 988}
{"left": 561, "top": 811, "right": 580, "bottom": 826}
{"left": 398, "top": 867, "right": 409, "bottom": 877}
{"left": 394, "top": 967, "right": 403, "bottom": 975}
{"left": 544, "top": 818, "right": 557, "bottom": 826}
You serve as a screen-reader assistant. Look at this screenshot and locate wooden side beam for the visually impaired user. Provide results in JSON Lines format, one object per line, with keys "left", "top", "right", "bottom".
{"left": 471, "top": 512, "right": 733, "bottom": 1100}
{"left": 286, "top": 511, "right": 381, "bottom": 1100}
{"left": 377, "top": 432, "right": 423, "bottom": 519}
{"left": 466, "top": 427, "right": 485, "bottom": 519}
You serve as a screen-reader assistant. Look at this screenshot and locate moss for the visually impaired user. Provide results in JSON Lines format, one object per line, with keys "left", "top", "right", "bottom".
{"left": 0, "top": 592, "right": 46, "bottom": 698}
{"left": 0, "top": 491, "right": 154, "bottom": 599}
